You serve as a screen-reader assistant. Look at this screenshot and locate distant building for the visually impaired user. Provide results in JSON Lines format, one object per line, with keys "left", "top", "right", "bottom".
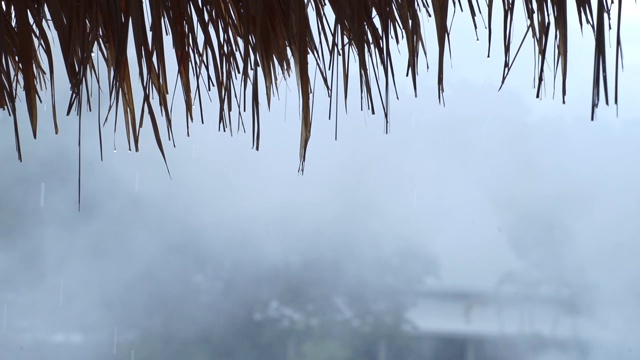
{"left": 405, "top": 285, "right": 609, "bottom": 360}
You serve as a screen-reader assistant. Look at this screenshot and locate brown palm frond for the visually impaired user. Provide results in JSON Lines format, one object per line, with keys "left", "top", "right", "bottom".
{"left": 0, "top": 0, "right": 628, "bottom": 172}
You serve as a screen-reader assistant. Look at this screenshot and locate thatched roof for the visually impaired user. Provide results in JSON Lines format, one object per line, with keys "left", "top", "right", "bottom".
{"left": 0, "top": 0, "right": 625, "bottom": 172}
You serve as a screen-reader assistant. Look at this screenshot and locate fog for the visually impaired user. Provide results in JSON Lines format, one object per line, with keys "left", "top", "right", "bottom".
{"left": 1, "top": 4, "right": 640, "bottom": 360}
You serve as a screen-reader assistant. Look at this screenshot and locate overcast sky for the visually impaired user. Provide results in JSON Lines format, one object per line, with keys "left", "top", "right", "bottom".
{"left": 1, "top": 3, "right": 640, "bottom": 359}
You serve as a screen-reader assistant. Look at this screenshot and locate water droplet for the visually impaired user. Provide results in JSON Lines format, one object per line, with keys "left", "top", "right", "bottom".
{"left": 113, "top": 327, "right": 118, "bottom": 354}
{"left": 113, "top": 149, "right": 117, "bottom": 153}
{"left": 40, "top": 182, "right": 45, "bottom": 207}
{"left": 59, "top": 279, "right": 64, "bottom": 307}
{"left": 2, "top": 303, "right": 6, "bottom": 333}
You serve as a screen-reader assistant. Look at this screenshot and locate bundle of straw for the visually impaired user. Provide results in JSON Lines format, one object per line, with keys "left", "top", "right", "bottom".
{"left": 0, "top": 1, "right": 624, "bottom": 171}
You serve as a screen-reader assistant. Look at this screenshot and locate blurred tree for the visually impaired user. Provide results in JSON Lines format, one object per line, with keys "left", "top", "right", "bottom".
{"left": 243, "top": 232, "right": 438, "bottom": 359}
{"left": 115, "top": 230, "right": 437, "bottom": 359}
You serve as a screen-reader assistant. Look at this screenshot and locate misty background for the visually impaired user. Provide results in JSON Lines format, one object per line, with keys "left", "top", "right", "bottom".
{"left": 1, "top": 4, "right": 640, "bottom": 359}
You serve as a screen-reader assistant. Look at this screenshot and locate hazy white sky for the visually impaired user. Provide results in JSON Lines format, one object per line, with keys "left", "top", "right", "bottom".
{"left": 1, "top": 3, "right": 640, "bottom": 357}
{"left": 2, "top": 0, "right": 639, "bottom": 295}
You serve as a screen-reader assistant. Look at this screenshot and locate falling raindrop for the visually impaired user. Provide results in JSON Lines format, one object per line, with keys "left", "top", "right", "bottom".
{"left": 135, "top": 171, "right": 139, "bottom": 193}
{"left": 2, "top": 303, "right": 6, "bottom": 333}
{"left": 59, "top": 279, "right": 64, "bottom": 307}
{"left": 113, "top": 327, "right": 118, "bottom": 354}
{"left": 482, "top": 121, "right": 487, "bottom": 145}
{"left": 131, "top": 349, "right": 135, "bottom": 360}
{"left": 40, "top": 182, "right": 45, "bottom": 207}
